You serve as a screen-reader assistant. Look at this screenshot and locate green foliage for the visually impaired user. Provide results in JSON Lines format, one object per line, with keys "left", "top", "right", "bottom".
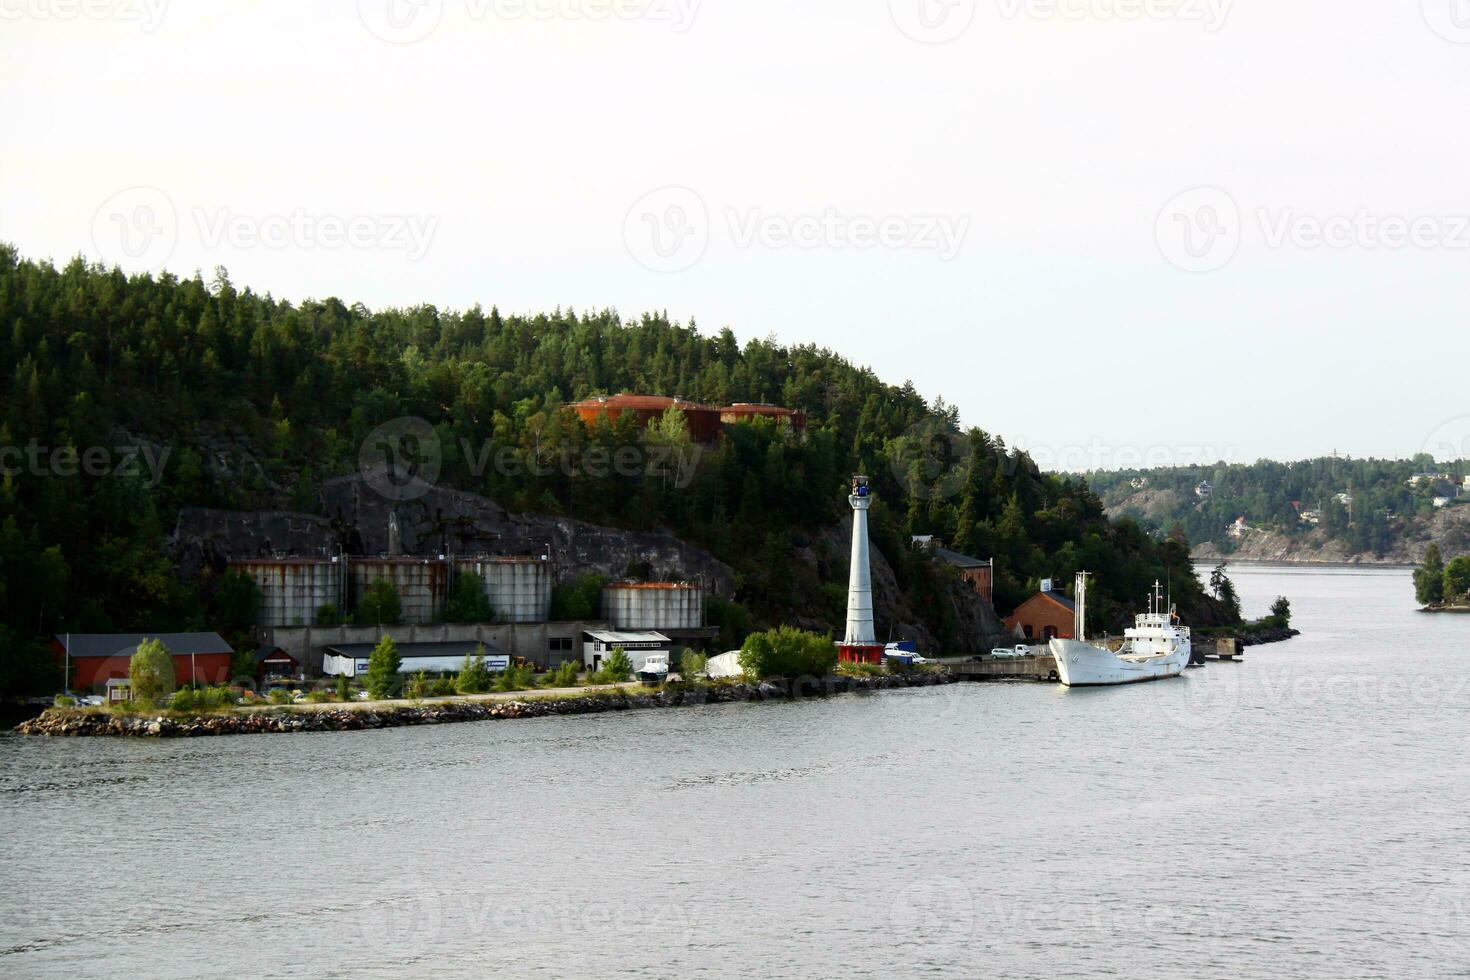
{"left": 456, "top": 644, "right": 494, "bottom": 693}
{"left": 129, "top": 638, "right": 175, "bottom": 704}
{"left": 268, "top": 688, "right": 290, "bottom": 705}
{"left": 493, "top": 663, "right": 536, "bottom": 692}
{"left": 336, "top": 674, "right": 351, "bottom": 701}
{"left": 704, "top": 596, "right": 752, "bottom": 648}
{"left": 1416, "top": 545, "right": 1446, "bottom": 606}
{"left": 738, "top": 626, "right": 837, "bottom": 679}
{"left": 680, "top": 650, "right": 708, "bottom": 679}
{"left": 550, "top": 573, "right": 605, "bottom": 621}
{"left": 593, "top": 647, "right": 632, "bottom": 684}
{"left": 357, "top": 579, "right": 402, "bottom": 626}
{"left": 406, "top": 670, "right": 431, "bottom": 700}
{"left": 1444, "top": 556, "right": 1470, "bottom": 604}
{"left": 53, "top": 694, "right": 76, "bottom": 707}
{"left": 365, "top": 635, "right": 402, "bottom": 700}
{"left": 444, "top": 572, "right": 494, "bottom": 624}
{"left": 211, "top": 570, "right": 260, "bottom": 633}
{"left": 170, "top": 685, "right": 234, "bottom": 713}
{"left": 543, "top": 659, "right": 580, "bottom": 688}
{"left": 316, "top": 603, "right": 344, "bottom": 627}
{"left": 1267, "top": 596, "right": 1292, "bottom": 628}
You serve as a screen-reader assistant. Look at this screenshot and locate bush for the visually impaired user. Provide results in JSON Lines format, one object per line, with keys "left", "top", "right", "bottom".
{"left": 444, "top": 572, "right": 495, "bottom": 624}
{"left": 169, "top": 688, "right": 198, "bottom": 712}
{"left": 456, "top": 646, "right": 494, "bottom": 694}
{"left": 593, "top": 648, "right": 632, "bottom": 684}
{"left": 431, "top": 675, "right": 456, "bottom": 697}
{"left": 336, "top": 675, "right": 351, "bottom": 701}
{"left": 406, "top": 671, "right": 431, "bottom": 700}
{"left": 738, "top": 626, "right": 838, "bottom": 680}
{"left": 550, "top": 573, "right": 605, "bottom": 621}
{"left": 680, "top": 650, "right": 708, "bottom": 680}
{"left": 493, "top": 663, "right": 536, "bottom": 693}
{"left": 306, "top": 689, "right": 330, "bottom": 703}
{"left": 268, "top": 688, "right": 290, "bottom": 705}
{"left": 358, "top": 579, "right": 403, "bottom": 626}
{"left": 543, "top": 660, "right": 581, "bottom": 688}
{"left": 53, "top": 694, "right": 76, "bottom": 708}
{"left": 129, "top": 638, "right": 177, "bottom": 705}
{"left": 316, "top": 603, "right": 344, "bottom": 627}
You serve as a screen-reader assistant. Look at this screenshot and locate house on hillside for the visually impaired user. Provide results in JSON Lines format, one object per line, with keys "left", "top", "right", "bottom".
{"left": 1195, "top": 481, "right": 1213, "bottom": 499}
{"left": 932, "top": 548, "right": 994, "bottom": 604}
{"left": 1003, "top": 587, "right": 1076, "bottom": 643}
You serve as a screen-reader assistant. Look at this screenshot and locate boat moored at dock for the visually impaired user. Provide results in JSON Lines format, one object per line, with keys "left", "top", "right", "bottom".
{"left": 1049, "top": 573, "right": 1191, "bottom": 687}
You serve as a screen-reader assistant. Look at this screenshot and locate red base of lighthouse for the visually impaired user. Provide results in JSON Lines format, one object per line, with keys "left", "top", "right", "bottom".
{"left": 836, "top": 643, "right": 885, "bottom": 665}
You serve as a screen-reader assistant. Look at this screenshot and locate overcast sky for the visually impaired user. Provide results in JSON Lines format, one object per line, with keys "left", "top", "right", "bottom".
{"left": 2, "top": 1, "right": 1467, "bottom": 470}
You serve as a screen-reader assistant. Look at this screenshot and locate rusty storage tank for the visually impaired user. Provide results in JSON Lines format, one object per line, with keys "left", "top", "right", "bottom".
{"left": 453, "top": 557, "right": 553, "bottom": 623}
{"left": 601, "top": 582, "right": 705, "bottom": 631}
{"left": 348, "top": 557, "right": 450, "bottom": 625}
{"left": 229, "top": 557, "right": 345, "bottom": 628}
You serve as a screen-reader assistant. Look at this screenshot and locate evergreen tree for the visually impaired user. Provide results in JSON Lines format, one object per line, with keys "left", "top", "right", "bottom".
{"left": 364, "top": 635, "right": 402, "bottom": 700}
{"left": 1415, "top": 545, "right": 1446, "bottom": 607}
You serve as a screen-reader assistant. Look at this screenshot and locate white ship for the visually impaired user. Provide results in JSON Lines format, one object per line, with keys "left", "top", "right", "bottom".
{"left": 1049, "top": 573, "right": 1191, "bottom": 687}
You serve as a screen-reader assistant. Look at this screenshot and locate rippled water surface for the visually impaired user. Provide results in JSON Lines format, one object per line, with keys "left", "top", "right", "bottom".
{"left": 2, "top": 565, "right": 1468, "bottom": 978}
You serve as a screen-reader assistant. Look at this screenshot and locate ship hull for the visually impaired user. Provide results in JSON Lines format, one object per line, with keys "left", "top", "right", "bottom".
{"left": 1048, "top": 638, "right": 1190, "bottom": 687}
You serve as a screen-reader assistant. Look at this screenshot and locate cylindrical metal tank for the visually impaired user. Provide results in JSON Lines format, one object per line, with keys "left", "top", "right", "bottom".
{"left": 453, "top": 558, "right": 553, "bottom": 623}
{"left": 230, "top": 558, "right": 345, "bottom": 628}
{"left": 348, "top": 558, "right": 450, "bottom": 625}
{"left": 601, "top": 582, "right": 704, "bottom": 631}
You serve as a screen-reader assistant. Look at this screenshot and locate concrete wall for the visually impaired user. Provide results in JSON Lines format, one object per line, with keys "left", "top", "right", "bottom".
{"left": 264, "top": 621, "right": 610, "bottom": 675}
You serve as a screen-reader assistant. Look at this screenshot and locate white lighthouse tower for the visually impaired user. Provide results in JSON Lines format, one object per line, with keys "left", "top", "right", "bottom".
{"left": 839, "top": 475, "right": 885, "bottom": 664}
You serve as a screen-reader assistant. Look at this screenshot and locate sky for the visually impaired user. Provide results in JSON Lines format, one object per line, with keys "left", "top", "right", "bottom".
{"left": 1, "top": 0, "right": 1467, "bottom": 471}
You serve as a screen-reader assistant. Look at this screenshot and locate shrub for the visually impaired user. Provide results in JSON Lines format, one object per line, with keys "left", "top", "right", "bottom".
{"left": 53, "top": 694, "right": 76, "bottom": 708}
{"left": 406, "top": 671, "right": 431, "bottom": 700}
{"left": 549, "top": 573, "right": 605, "bottom": 621}
{"left": 268, "top": 688, "right": 290, "bottom": 705}
{"left": 357, "top": 579, "right": 403, "bottom": 626}
{"left": 679, "top": 651, "right": 708, "bottom": 680}
{"left": 543, "top": 660, "right": 580, "bottom": 688}
{"left": 336, "top": 674, "right": 351, "bottom": 701}
{"left": 738, "top": 626, "right": 838, "bottom": 679}
{"left": 316, "top": 603, "right": 344, "bottom": 627}
{"left": 444, "top": 573, "right": 495, "bottom": 624}
{"left": 431, "top": 675, "right": 456, "bottom": 697}
{"left": 365, "top": 636, "right": 402, "bottom": 700}
{"left": 129, "top": 638, "right": 176, "bottom": 705}
{"left": 593, "top": 648, "right": 632, "bottom": 684}
{"left": 493, "top": 663, "right": 536, "bottom": 693}
{"left": 306, "top": 689, "right": 330, "bottom": 703}
{"left": 456, "top": 646, "right": 494, "bottom": 694}
{"left": 169, "top": 688, "right": 198, "bottom": 712}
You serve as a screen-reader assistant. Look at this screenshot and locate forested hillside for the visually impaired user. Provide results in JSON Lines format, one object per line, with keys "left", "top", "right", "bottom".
{"left": 0, "top": 247, "right": 1229, "bottom": 694}
{"left": 1088, "top": 457, "right": 1469, "bottom": 558}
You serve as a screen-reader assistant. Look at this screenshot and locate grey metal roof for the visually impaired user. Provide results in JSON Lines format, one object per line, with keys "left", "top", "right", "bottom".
{"left": 323, "top": 641, "right": 500, "bottom": 659}
{"left": 1040, "top": 590, "right": 1076, "bottom": 611}
{"left": 933, "top": 547, "right": 990, "bottom": 569}
{"left": 583, "top": 630, "right": 670, "bottom": 645}
{"left": 56, "top": 633, "right": 233, "bottom": 659}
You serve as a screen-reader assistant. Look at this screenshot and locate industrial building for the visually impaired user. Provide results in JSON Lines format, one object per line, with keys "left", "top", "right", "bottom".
{"left": 231, "top": 556, "right": 346, "bottom": 628}
{"left": 322, "top": 640, "right": 507, "bottom": 678}
{"left": 53, "top": 633, "right": 235, "bottom": 690}
{"left": 348, "top": 557, "right": 452, "bottom": 625}
{"left": 454, "top": 556, "right": 552, "bottom": 623}
{"left": 569, "top": 394, "right": 723, "bottom": 443}
{"left": 581, "top": 629, "right": 671, "bottom": 673}
{"left": 601, "top": 581, "right": 719, "bottom": 650}
{"left": 718, "top": 403, "right": 806, "bottom": 436}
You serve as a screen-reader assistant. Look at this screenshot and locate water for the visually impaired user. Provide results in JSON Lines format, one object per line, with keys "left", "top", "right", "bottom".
{"left": 2, "top": 565, "right": 1467, "bottom": 979}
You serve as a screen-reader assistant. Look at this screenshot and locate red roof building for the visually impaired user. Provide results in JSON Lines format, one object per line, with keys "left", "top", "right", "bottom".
{"left": 569, "top": 394, "right": 722, "bottom": 443}
{"left": 54, "top": 633, "right": 236, "bottom": 690}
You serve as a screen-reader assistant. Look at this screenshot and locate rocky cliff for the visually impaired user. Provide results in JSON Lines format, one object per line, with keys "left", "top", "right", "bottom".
{"left": 1192, "top": 505, "right": 1470, "bottom": 565}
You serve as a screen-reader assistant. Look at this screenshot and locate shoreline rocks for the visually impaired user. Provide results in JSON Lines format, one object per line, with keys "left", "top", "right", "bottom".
{"left": 14, "top": 672, "right": 958, "bottom": 739}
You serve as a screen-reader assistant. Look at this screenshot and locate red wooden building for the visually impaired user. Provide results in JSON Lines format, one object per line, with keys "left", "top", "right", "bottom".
{"left": 1002, "top": 589, "right": 1076, "bottom": 642}
{"left": 54, "top": 633, "right": 236, "bottom": 690}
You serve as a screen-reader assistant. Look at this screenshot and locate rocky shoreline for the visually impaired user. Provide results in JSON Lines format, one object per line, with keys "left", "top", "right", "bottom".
{"left": 15, "top": 672, "right": 958, "bottom": 738}
{"left": 1234, "top": 626, "right": 1302, "bottom": 647}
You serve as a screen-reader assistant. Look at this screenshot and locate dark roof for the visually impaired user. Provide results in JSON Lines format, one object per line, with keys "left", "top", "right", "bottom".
{"left": 933, "top": 548, "right": 990, "bottom": 569}
{"left": 1040, "top": 590, "right": 1075, "bottom": 611}
{"left": 56, "top": 633, "right": 233, "bottom": 659}
{"left": 253, "top": 645, "right": 299, "bottom": 665}
{"left": 323, "top": 641, "right": 500, "bottom": 659}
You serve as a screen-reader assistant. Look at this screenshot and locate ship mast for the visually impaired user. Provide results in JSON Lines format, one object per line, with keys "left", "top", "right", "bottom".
{"left": 1074, "top": 571, "right": 1089, "bottom": 641}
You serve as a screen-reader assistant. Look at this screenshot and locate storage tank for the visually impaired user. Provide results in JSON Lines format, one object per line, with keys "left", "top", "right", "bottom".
{"left": 229, "top": 558, "right": 345, "bottom": 628}
{"left": 348, "top": 557, "right": 450, "bottom": 625}
{"left": 453, "top": 558, "right": 553, "bottom": 623}
{"left": 601, "top": 582, "right": 704, "bottom": 631}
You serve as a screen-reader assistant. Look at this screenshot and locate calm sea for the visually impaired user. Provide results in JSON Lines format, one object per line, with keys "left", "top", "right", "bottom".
{"left": 2, "top": 564, "right": 1467, "bottom": 979}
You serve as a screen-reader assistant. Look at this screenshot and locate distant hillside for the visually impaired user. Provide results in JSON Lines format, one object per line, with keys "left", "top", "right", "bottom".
{"left": 0, "top": 246, "right": 1233, "bottom": 693}
{"left": 1088, "top": 457, "right": 1470, "bottom": 564}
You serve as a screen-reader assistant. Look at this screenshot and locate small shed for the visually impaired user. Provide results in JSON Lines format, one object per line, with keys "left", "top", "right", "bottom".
{"left": 253, "top": 645, "right": 301, "bottom": 682}
{"left": 105, "top": 678, "right": 133, "bottom": 703}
